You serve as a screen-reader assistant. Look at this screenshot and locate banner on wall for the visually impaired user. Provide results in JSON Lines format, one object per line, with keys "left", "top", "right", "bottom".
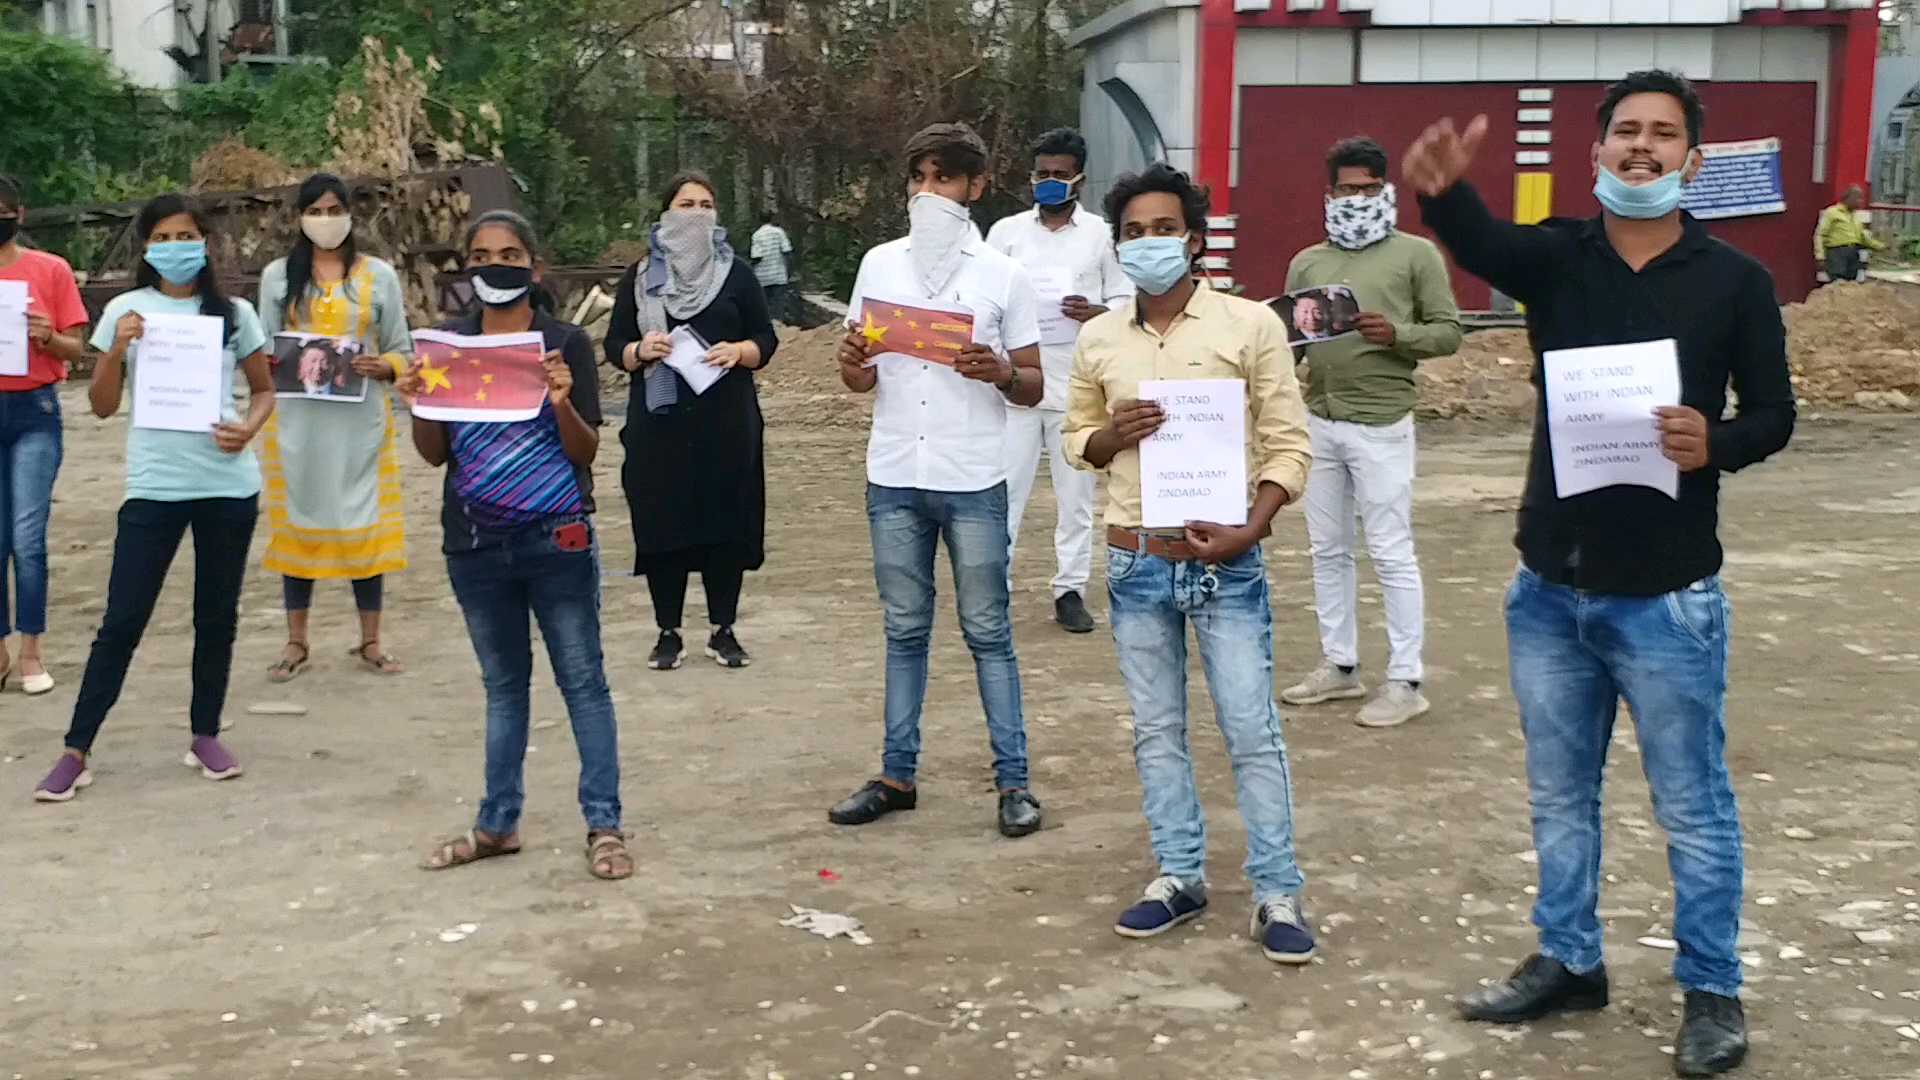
{"left": 1680, "top": 137, "right": 1786, "bottom": 220}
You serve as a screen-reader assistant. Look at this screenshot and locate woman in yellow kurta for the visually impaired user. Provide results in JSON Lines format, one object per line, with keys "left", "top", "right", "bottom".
{"left": 257, "top": 174, "right": 412, "bottom": 680}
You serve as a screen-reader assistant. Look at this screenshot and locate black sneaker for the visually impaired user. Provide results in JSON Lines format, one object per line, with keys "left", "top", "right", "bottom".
{"left": 1054, "top": 591, "right": 1095, "bottom": 634}
{"left": 706, "top": 626, "right": 751, "bottom": 669}
{"left": 648, "top": 630, "right": 684, "bottom": 671}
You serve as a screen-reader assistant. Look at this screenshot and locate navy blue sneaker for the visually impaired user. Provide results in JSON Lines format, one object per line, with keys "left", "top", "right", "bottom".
{"left": 1251, "top": 895, "right": 1317, "bottom": 964}
{"left": 1114, "top": 875, "right": 1208, "bottom": 938}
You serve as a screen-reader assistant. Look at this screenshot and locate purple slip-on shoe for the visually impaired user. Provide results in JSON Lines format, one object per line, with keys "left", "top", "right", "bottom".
{"left": 185, "top": 736, "right": 243, "bottom": 781}
{"left": 33, "top": 755, "right": 92, "bottom": 802}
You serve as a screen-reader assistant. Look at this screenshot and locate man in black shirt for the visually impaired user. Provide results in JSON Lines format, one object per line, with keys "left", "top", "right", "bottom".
{"left": 1405, "top": 70, "right": 1794, "bottom": 1077}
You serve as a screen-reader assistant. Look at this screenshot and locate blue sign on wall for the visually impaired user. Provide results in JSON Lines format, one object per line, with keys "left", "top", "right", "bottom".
{"left": 1680, "top": 137, "right": 1786, "bottom": 221}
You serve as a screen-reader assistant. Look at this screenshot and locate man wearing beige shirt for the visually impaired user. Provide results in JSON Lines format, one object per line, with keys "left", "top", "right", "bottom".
{"left": 1064, "top": 163, "right": 1318, "bottom": 965}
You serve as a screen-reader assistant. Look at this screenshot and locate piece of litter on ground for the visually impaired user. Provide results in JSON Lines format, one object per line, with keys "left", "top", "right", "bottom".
{"left": 457, "top": 923, "right": 478, "bottom": 934}
{"left": 1751, "top": 772, "right": 1775, "bottom": 782}
{"left": 1637, "top": 936, "right": 1678, "bottom": 950}
{"left": 537, "top": 1055, "right": 555, "bottom": 1065}
{"left": 220, "top": 1012, "right": 239, "bottom": 1023}
{"left": 589, "top": 1017, "right": 604, "bottom": 1028}
{"left": 247, "top": 701, "right": 309, "bottom": 716}
{"left": 509, "top": 1053, "right": 528, "bottom": 1063}
{"left": 1855, "top": 929, "right": 1896, "bottom": 944}
{"left": 818, "top": 869, "right": 841, "bottom": 883}
{"left": 559, "top": 999, "right": 577, "bottom": 1012}
{"left": 1778, "top": 946, "right": 1806, "bottom": 960}
{"left": 437, "top": 931, "right": 467, "bottom": 943}
{"left": 1151, "top": 1033, "right": 1171, "bottom": 1045}
{"left": 521, "top": 1000, "right": 538, "bottom": 1013}
{"left": 1895, "top": 1026, "right": 1918, "bottom": 1041}
{"left": 1756, "top": 896, "right": 1778, "bottom": 907}
{"left": 779, "top": 905, "right": 873, "bottom": 945}
{"left": 1782, "top": 827, "right": 1817, "bottom": 841}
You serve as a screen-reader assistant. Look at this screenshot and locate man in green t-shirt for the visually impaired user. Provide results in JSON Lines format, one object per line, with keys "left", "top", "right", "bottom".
{"left": 1279, "top": 137, "right": 1462, "bottom": 730}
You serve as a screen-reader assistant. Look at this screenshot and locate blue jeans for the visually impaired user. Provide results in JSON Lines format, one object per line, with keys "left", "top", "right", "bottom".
{"left": 446, "top": 517, "right": 621, "bottom": 837}
{"left": 1507, "top": 566, "right": 1743, "bottom": 997}
{"left": 866, "top": 483, "right": 1028, "bottom": 791}
{"left": 0, "top": 385, "right": 63, "bottom": 637}
{"left": 1107, "top": 543, "right": 1304, "bottom": 902}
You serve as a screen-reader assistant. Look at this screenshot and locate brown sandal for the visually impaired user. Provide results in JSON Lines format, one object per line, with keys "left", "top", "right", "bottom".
{"left": 420, "top": 829, "right": 522, "bottom": 871}
{"left": 353, "top": 641, "right": 404, "bottom": 675}
{"left": 268, "top": 642, "right": 310, "bottom": 683}
{"left": 587, "top": 831, "right": 634, "bottom": 881}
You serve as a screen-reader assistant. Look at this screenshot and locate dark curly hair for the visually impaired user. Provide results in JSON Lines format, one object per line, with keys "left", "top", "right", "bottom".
{"left": 1325, "top": 137, "right": 1388, "bottom": 185}
{"left": 1031, "top": 127, "right": 1088, "bottom": 174}
{"left": 1102, "top": 163, "right": 1211, "bottom": 246}
{"left": 1598, "top": 69, "right": 1705, "bottom": 147}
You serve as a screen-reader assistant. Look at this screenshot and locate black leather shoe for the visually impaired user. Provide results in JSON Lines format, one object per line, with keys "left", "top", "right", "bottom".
{"left": 1675, "top": 991, "right": 1747, "bottom": 1077}
{"left": 828, "top": 780, "right": 916, "bottom": 825}
{"left": 1054, "top": 591, "right": 1095, "bottom": 634}
{"left": 1458, "top": 954, "right": 1609, "bottom": 1023}
{"left": 998, "top": 789, "right": 1043, "bottom": 837}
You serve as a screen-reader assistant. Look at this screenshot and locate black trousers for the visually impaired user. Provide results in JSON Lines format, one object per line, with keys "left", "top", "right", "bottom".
{"left": 646, "top": 565, "right": 745, "bottom": 631}
{"left": 66, "top": 497, "right": 259, "bottom": 752}
{"left": 1824, "top": 246, "right": 1864, "bottom": 283}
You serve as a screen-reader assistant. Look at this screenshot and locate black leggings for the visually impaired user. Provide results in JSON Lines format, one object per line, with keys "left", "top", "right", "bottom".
{"left": 646, "top": 566, "right": 744, "bottom": 631}
{"left": 66, "top": 497, "right": 258, "bottom": 752}
{"left": 283, "top": 574, "right": 384, "bottom": 613}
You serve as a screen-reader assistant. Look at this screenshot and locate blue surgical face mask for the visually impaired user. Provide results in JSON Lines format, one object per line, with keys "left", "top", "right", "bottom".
{"left": 144, "top": 240, "right": 208, "bottom": 286}
{"left": 1033, "top": 177, "right": 1079, "bottom": 209}
{"left": 1593, "top": 165, "right": 1687, "bottom": 220}
{"left": 1117, "top": 235, "right": 1192, "bottom": 296}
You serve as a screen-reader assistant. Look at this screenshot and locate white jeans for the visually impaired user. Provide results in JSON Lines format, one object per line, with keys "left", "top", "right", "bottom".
{"left": 1004, "top": 406, "right": 1096, "bottom": 597}
{"left": 1303, "top": 414, "right": 1424, "bottom": 682}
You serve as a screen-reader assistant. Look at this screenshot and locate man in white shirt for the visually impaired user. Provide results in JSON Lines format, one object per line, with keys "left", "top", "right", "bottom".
{"left": 749, "top": 210, "right": 795, "bottom": 323}
{"left": 986, "top": 127, "right": 1132, "bottom": 634}
{"left": 828, "top": 122, "right": 1048, "bottom": 839}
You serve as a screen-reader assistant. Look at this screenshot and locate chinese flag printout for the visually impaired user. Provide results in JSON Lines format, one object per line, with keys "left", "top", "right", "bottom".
{"left": 409, "top": 330, "right": 549, "bottom": 423}
{"left": 853, "top": 296, "right": 976, "bottom": 367}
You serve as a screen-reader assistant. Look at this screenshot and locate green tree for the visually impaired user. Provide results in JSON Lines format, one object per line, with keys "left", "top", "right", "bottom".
{"left": 0, "top": 29, "right": 148, "bottom": 206}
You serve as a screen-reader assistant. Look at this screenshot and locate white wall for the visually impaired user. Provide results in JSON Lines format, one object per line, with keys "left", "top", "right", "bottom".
{"left": 42, "top": 0, "right": 226, "bottom": 90}
{"left": 1364, "top": 0, "right": 1870, "bottom": 23}
{"left": 1079, "top": 6, "right": 1200, "bottom": 217}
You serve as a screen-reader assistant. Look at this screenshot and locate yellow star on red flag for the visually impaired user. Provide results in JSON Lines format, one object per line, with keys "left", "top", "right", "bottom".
{"left": 418, "top": 358, "right": 453, "bottom": 394}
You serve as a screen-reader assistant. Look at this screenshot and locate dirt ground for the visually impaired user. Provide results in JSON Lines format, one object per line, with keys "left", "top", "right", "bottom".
{"left": 5, "top": 352, "right": 1920, "bottom": 1080}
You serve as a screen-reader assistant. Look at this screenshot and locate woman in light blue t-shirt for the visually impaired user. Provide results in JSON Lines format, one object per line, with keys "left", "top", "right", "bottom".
{"left": 32, "top": 193, "right": 276, "bottom": 804}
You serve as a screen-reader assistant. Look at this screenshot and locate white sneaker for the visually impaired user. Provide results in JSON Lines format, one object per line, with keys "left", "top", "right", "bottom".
{"left": 1356, "top": 681, "right": 1430, "bottom": 728}
{"left": 1280, "top": 662, "right": 1365, "bottom": 706}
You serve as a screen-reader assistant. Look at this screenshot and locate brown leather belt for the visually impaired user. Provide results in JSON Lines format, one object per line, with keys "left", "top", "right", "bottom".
{"left": 1106, "top": 526, "right": 1197, "bottom": 562}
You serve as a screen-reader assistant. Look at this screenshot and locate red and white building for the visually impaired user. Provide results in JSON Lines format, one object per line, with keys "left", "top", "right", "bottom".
{"left": 1068, "top": 0, "right": 1879, "bottom": 304}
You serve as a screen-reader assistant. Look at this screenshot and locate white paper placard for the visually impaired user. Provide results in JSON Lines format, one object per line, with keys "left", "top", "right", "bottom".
{"left": 132, "top": 313, "right": 226, "bottom": 433}
{"left": 0, "top": 280, "right": 30, "bottom": 377}
{"left": 663, "top": 324, "right": 724, "bottom": 395}
{"left": 1137, "top": 378, "right": 1248, "bottom": 529}
{"left": 1028, "top": 265, "right": 1078, "bottom": 346}
{"left": 1543, "top": 339, "right": 1681, "bottom": 500}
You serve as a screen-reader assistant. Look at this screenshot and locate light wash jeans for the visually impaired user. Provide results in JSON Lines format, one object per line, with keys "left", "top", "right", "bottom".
{"left": 1507, "top": 565, "right": 1743, "bottom": 998}
{"left": 867, "top": 483, "right": 1028, "bottom": 791}
{"left": 1107, "top": 542, "right": 1304, "bottom": 902}
{"left": 0, "top": 385, "right": 63, "bottom": 637}
{"left": 1303, "top": 414, "right": 1424, "bottom": 682}
{"left": 1002, "top": 406, "right": 1096, "bottom": 598}
{"left": 447, "top": 517, "right": 621, "bottom": 837}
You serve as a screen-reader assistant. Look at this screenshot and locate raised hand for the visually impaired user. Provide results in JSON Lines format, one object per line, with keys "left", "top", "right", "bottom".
{"left": 1403, "top": 115, "right": 1489, "bottom": 198}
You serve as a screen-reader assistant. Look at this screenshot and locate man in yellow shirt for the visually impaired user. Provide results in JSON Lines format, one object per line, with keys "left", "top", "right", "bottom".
{"left": 1814, "top": 185, "right": 1882, "bottom": 284}
{"left": 1064, "top": 162, "right": 1318, "bottom": 965}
